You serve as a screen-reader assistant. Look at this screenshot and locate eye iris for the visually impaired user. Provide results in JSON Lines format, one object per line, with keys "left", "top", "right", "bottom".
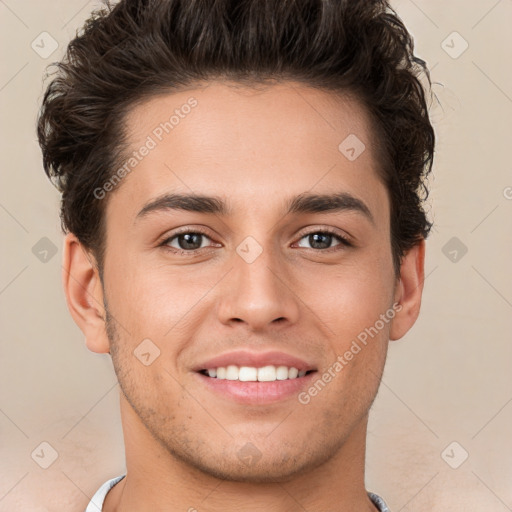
{"left": 309, "top": 233, "right": 332, "bottom": 249}
{"left": 178, "top": 233, "right": 203, "bottom": 250}
{"left": 172, "top": 232, "right": 339, "bottom": 251}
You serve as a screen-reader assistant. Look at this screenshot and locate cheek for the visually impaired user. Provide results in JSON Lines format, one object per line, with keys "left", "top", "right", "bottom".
{"left": 107, "top": 257, "right": 191, "bottom": 337}
{"left": 106, "top": 259, "right": 224, "bottom": 376}
{"left": 300, "top": 259, "right": 394, "bottom": 340}
{"left": 307, "top": 276, "right": 391, "bottom": 415}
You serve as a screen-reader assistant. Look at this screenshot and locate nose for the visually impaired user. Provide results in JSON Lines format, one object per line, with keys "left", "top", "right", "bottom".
{"left": 216, "top": 240, "right": 301, "bottom": 332}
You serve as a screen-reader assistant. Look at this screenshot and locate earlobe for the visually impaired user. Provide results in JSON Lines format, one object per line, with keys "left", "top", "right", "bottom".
{"left": 389, "top": 239, "right": 426, "bottom": 341}
{"left": 62, "top": 232, "right": 110, "bottom": 354}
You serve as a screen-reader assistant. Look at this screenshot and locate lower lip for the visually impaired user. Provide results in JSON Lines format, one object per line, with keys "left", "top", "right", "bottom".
{"left": 195, "top": 371, "right": 317, "bottom": 405}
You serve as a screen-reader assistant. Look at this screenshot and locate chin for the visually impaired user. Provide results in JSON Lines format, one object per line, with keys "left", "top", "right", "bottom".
{"left": 167, "top": 440, "right": 328, "bottom": 484}
{"left": 188, "top": 459, "right": 307, "bottom": 484}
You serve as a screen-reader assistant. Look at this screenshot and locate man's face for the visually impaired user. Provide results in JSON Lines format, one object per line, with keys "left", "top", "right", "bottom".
{"left": 101, "top": 81, "right": 397, "bottom": 482}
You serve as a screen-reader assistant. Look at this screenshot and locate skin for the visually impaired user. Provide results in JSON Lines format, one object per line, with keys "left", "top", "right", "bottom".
{"left": 63, "top": 81, "right": 425, "bottom": 512}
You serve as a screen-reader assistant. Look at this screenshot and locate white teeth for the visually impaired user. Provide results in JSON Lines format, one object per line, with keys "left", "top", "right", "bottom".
{"left": 258, "top": 365, "right": 276, "bottom": 382}
{"left": 239, "top": 366, "right": 258, "bottom": 381}
{"left": 276, "top": 366, "right": 289, "bottom": 380}
{"left": 203, "top": 365, "right": 308, "bottom": 381}
{"left": 226, "top": 365, "right": 239, "bottom": 380}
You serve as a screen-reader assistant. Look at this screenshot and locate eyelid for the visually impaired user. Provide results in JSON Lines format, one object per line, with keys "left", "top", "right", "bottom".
{"left": 159, "top": 226, "right": 217, "bottom": 252}
{"left": 295, "top": 224, "right": 353, "bottom": 243}
{"left": 159, "top": 225, "right": 354, "bottom": 254}
{"left": 294, "top": 227, "right": 353, "bottom": 249}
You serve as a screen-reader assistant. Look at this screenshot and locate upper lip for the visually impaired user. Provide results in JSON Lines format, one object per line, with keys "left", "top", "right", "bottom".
{"left": 194, "top": 350, "right": 317, "bottom": 372}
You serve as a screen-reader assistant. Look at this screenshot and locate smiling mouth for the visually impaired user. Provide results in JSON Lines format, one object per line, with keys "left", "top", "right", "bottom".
{"left": 198, "top": 365, "right": 317, "bottom": 382}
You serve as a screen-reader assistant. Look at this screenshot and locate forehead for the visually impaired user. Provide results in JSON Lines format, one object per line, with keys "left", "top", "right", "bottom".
{"left": 107, "top": 81, "right": 388, "bottom": 224}
{"left": 125, "top": 80, "right": 375, "bottom": 159}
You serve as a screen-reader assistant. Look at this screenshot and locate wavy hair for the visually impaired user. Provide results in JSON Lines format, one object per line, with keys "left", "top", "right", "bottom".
{"left": 37, "top": 0, "right": 435, "bottom": 276}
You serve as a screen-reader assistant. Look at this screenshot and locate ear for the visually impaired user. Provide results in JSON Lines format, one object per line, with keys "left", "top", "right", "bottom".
{"left": 62, "top": 232, "right": 110, "bottom": 354}
{"left": 389, "top": 239, "right": 426, "bottom": 341}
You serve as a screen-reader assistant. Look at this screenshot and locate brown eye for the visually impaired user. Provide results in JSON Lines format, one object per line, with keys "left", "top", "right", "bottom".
{"left": 296, "top": 230, "right": 352, "bottom": 250}
{"left": 162, "top": 230, "right": 214, "bottom": 252}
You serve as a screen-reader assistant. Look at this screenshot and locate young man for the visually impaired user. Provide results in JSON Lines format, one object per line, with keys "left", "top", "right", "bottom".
{"left": 37, "top": 0, "right": 434, "bottom": 510}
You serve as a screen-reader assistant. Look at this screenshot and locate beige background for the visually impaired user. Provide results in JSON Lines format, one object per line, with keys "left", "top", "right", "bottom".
{"left": 1, "top": 0, "right": 511, "bottom": 510}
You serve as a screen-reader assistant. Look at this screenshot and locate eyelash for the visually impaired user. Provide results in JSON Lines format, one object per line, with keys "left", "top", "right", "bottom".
{"left": 159, "top": 227, "right": 353, "bottom": 255}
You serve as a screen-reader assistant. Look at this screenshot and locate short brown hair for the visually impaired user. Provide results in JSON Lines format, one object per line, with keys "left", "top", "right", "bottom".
{"left": 37, "top": 0, "right": 435, "bottom": 277}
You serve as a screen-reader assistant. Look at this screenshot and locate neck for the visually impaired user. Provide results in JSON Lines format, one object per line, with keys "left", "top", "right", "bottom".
{"left": 104, "top": 393, "right": 378, "bottom": 512}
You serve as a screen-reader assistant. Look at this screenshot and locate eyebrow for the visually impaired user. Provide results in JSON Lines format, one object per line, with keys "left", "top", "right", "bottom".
{"left": 135, "top": 191, "right": 374, "bottom": 225}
